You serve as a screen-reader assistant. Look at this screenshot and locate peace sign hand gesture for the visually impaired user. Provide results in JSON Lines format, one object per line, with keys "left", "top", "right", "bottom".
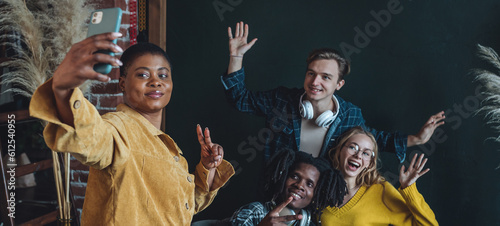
{"left": 399, "top": 153, "right": 431, "bottom": 189}
{"left": 197, "top": 125, "right": 223, "bottom": 170}
{"left": 258, "top": 197, "right": 303, "bottom": 226}
{"left": 228, "top": 21, "right": 258, "bottom": 57}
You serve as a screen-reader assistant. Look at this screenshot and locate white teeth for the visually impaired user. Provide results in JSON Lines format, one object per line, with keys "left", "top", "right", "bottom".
{"left": 291, "top": 193, "right": 302, "bottom": 199}
{"left": 349, "top": 161, "right": 360, "bottom": 167}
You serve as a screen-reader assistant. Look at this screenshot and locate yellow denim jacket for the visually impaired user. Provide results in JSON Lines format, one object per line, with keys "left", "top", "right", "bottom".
{"left": 29, "top": 80, "right": 235, "bottom": 225}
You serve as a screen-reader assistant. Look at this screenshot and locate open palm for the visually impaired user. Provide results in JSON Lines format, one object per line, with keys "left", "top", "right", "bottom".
{"left": 228, "top": 21, "right": 258, "bottom": 56}
{"left": 399, "top": 153, "right": 430, "bottom": 189}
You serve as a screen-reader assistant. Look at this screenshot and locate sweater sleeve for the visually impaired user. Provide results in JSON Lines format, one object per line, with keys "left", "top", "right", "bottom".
{"left": 29, "top": 79, "right": 130, "bottom": 169}
{"left": 193, "top": 160, "right": 235, "bottom": 213}
{"left": 398, "top": 183, "right": 439, "bottom": 226}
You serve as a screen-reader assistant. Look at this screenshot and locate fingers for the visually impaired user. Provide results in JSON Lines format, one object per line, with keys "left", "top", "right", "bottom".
{"left": 416, "top": 154, "right": 430, "bottom": 175}
{"left": 411, "top": 153, "right": 430, "bottom": 175}
{"left": 235, "top": 22, "right": 240, "bottom": 37}
{"left": 196, "top": 124, "right": 206, "bottom": 145}
{"left": 203, "top": 127, "right": 213, "bottom": 146}
{"left": 428, "top": 111, "right": 445, "bottom": 125}
{"left": 248, "top": 38, "right": 258, "bottom": 48}
{"left": 239, "top": 21, "right": 244, "bottom": 38}
{"left": 228, "top": 27, "right": 233, "bottom": 39}
{"left": 84, "top": 32, "right": 124, "bottom": 53}
{"left": 408, "top": 153, "right": 418, "bottom": 169}
{"left": 211, "top": 144, "right": 223, "bottom": 162}
{"left": 272, "top": 196, "right": 294, "bottom": 214}
{"left": 232, "top": 22, "right": 250, "bottom": 39}
{"left": 244, "top": 23, "right": 249, "bottom": 38}
{"left": 399, "top": 164, "right": 405, "bottom": 176}
{"left": 419, "top": 168, "right": 431, "bottom": 177}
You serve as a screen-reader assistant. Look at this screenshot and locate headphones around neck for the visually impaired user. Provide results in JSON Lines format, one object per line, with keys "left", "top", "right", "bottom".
{"left": 278, "top": 206, "right": 311, "bottom": 226}
{"left": 299, "top": 93, "right": 336, "bottom": 128}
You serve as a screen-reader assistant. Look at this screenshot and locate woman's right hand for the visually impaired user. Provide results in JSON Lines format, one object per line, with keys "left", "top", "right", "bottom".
{"left": 228, "top": 21, "right": 257, "bottom": 57}
{"left": 52, "top": 32, "right": 123, "bottom": 92}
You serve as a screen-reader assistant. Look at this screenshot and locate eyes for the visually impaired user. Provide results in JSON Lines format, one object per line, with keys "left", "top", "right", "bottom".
{"left": 306, "top": 71, "right": 332, "bottom": 80}
{"left": 347, "top": 144, "right": 373, "bottom": 159}
{"left": 136, "top": 71, "right": 170, "bottom": 79}
{"left": 290, "top": 174, "right": 315, "bottom": 188}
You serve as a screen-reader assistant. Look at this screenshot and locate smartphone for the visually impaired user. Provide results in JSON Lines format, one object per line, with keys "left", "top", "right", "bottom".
{"left": 87, "top": 7, "right": 122, "bottom": 74}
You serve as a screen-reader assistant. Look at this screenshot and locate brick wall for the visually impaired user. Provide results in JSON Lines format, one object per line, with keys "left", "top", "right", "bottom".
{"left": 70, "top": 0, "right": 132, "bottom": 222}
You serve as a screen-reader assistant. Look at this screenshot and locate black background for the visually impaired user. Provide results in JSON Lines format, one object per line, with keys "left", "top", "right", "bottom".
{"left": 165, "top": 0, "right": 500, "bottom": 224}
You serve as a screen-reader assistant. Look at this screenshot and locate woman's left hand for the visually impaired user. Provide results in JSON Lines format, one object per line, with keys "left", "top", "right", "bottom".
{"left": 197, "top": 125, "right": 223, "bottom": 170}
{"left": 399, "top": 153, "right": 430, "bottom": 189}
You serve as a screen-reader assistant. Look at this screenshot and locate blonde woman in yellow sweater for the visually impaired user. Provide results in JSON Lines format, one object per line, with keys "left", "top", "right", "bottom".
{"left": 321, "top": 126, "right": 438, "bottom": 225}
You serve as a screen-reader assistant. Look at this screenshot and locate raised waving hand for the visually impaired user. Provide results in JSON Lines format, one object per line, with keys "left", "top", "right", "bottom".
{"left": 399, "top": 153, "right": 430, "bottom": 189}
{"left": 227, "top": 21, "right": 257, "bottom": 74}
{"left": 228, "top": 21, "right": 258, "bottom": 57}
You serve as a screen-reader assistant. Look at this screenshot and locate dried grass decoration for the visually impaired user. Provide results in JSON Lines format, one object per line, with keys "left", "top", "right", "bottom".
{"left": 473, "top": 44, "right": 500, "bottom": 142}
{"left": 0, "top": 0, "right": 95, "bottom": 222}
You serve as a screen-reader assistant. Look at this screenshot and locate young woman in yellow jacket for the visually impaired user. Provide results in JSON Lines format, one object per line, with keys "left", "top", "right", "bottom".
{"left": 321, "top": 126, "right": 438, "bottom": 225}
{"left": 30, "top": 33, "right": 234, "bottom": 225}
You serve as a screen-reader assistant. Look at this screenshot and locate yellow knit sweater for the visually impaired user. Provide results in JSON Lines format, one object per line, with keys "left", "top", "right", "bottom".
{"left": 321, "top": 181, "right": 438, "bottom": 226}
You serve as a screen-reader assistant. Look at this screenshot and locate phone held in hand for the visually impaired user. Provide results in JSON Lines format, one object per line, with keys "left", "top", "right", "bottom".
{"left": 87, "top": 7, "right": 122, "bottom": 75}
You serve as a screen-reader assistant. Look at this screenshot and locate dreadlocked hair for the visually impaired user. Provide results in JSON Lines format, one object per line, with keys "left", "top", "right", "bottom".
{"left": 308, "top": 157, "right": 347, "bottom": 215}
{"left": 261, "top": 150, "right": 347, "bottom": 216}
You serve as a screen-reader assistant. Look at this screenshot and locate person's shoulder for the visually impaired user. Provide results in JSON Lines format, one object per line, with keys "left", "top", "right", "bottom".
{"left": 231, "top": 202, "right": 267, "bottom": 221}
{"left": 239, "top": 201, "right": 266, "bottom": 211}
{"left": 335, "top": 94, "right": 359, "bottom": 109}
{"left": 366, "top": 181, "right": 397, "bottom": 191}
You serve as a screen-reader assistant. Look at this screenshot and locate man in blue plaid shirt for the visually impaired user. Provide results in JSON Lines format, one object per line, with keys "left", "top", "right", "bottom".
{"left": 222, "top": 22, "right": 445, "bottom": 163}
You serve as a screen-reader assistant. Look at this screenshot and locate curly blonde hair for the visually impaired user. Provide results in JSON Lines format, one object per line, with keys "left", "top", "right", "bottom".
{"left": 328, "top": 126, "right": 385, "bottom": 187}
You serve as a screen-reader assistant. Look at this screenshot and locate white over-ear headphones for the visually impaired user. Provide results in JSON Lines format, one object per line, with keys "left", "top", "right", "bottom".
{"left": 299, "top": 93, "right": 337, "bottom": 128}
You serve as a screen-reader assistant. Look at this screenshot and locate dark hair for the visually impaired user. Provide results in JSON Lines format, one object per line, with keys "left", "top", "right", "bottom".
{"left": 306, "top": 48, "right": 350, "bottom": 81}
{"left": 119, "top": 42, "right": 172, "bottom": 77}
{"left": 262, "top": 150, "right": 347, "bottom": 216}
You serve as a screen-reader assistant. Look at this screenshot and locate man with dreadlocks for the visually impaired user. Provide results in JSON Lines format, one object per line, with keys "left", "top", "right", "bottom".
{"left": 229, "top": 151, "right": 346, "bottom": 225}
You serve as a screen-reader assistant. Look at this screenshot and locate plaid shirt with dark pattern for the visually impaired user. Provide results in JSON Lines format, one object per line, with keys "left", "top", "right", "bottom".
{"left": 221, "top": 68, "right": 407, "bottom": 162}
{"left": 230, "top": 201, "right": 314, "bottom": 226}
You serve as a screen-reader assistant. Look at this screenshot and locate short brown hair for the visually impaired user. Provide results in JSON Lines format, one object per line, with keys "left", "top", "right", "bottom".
{"left": 306, "top": 48, "right": 350, "bottom": 81}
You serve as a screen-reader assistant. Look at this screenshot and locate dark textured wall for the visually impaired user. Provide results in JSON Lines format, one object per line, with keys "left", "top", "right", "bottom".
{"left": 166, "top": 1, "right": 500, "bottom": 224}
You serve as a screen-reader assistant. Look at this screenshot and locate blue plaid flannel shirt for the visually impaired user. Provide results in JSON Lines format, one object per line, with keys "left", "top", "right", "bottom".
{"left": 221, "top": 68, "right": 407, "bottom": 162}
{"left": 230, "top": 201, "right": 314, "bottom": 226}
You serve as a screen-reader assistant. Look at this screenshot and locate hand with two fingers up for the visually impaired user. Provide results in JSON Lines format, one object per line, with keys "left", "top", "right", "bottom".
{"left": 196, "top": 124, "right": 224, "bottom": 170}
{"left": 258, "top": 197, "right": 303, "bottom": 226}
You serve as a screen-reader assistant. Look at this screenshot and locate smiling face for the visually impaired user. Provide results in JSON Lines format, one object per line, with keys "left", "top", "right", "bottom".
{"left": 303, "top": 59, "right": 345, "bottom": 105}
{"left": 119, "top": 53, "right": 172, "bottom": 115}
{"left": 339, "top": 134, "right": 376, "bottom": 180}
{"left": 281, "top": 162, "right": 320, "bottom": 213}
